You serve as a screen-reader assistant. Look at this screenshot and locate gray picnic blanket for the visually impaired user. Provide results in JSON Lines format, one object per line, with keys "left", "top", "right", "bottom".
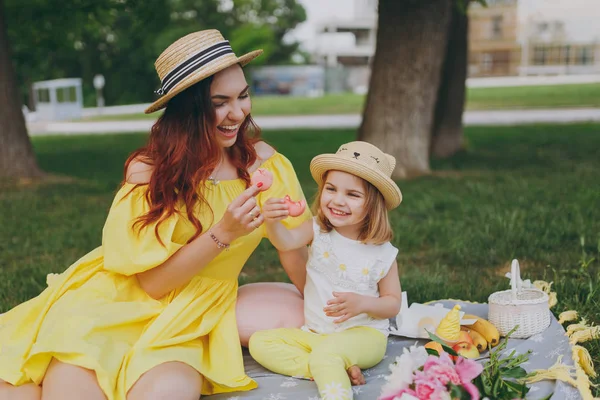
{"left": 208, "top": 300, "right": 581, "bottom": 400}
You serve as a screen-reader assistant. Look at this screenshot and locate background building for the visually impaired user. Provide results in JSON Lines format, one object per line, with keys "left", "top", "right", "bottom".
{"left": 296, "top": 0, "right": 600, "bottom": 86}
{"left": 468, "top": 0, "right": 600, "bottom": 76}
{"left": 468, "top": 0, "right": 521, "bottom": 76}
{"left": 311, "top": 0, "right": 377, "bottom": 93}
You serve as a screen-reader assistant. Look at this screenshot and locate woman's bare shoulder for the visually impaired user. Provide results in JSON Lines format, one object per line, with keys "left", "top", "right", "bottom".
{"left": 254, "top": 141, "right": 276, "bottom": 161}
{"left": 126, "top": 158, "right": 154, "bottom": 184}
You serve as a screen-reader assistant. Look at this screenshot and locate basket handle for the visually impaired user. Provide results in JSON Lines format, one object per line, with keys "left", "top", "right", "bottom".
{"left": 510, "top": 259, "right": 521, "bottom": 301}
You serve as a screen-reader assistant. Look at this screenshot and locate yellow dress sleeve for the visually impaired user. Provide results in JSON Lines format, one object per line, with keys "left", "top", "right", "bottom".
{"left": 102, "top": 184, "right": 184, "bottom": 276}
{"left": 258, "top": 152, "right": 312, "bottom": 235}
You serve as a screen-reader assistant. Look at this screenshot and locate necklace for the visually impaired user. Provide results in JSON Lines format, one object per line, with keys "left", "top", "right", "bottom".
{"left": 208, "top": 160, "right": 222, "bottom": 185}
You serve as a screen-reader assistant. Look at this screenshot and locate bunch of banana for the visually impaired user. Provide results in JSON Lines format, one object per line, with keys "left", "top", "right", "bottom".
{"left": 461, "top": 314, "right": 500, "bottom": 351}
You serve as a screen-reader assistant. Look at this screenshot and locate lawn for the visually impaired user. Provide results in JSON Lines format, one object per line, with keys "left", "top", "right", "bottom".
{"left": 1, "top": 124, "right": 599, "bottom": 392}
{"left": 82, "top": 83, "right": 600, "bottom": 121}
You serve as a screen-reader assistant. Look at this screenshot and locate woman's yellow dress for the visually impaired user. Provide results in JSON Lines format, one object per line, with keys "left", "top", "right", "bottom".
{"left": 0, "top": 152, "right": 310, "bottom": 400}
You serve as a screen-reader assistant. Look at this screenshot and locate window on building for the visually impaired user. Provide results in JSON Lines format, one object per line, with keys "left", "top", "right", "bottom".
{"left": 560, "top": 45, "right": 571, "bottom": 65}
{"left": 57, "top": 87, "right": 77, "bottom": 103}
{"left": 536, "top": 22, "right": 548, "bottom": 35}
{"left": 37, "top": 88, "right": 50, "bottom": 103}
{"left": 576, "top": 46, "right": 594, "bottom": 65}
{"left": 533, "top": 46, "right": 547, "bottom": 65}
{"left": 491, "top": 16, "right": 503, "bottom": 39}
{"left": 482, "top": 53, "right": 493, "bottom": 71}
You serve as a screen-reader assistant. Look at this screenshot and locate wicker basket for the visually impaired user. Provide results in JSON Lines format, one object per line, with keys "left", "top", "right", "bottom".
{"left": 488, "top": 259, "right": 551, "bottom": 339}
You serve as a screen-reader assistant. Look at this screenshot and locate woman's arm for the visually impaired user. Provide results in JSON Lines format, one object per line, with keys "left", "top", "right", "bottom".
{"left": 277, "top": 247, "right": 309, "bottom": 295}
{"left": 129, "top": 159, "right": 265, "bottom": 299}
{"left": 137, "top": 221, "right": 242, "bottom": 299}
{"left": 262, "top": 197, "right": 313, "bottom": 251}
{"left": 265, "top": 219, "right": 313, "bottom": 252}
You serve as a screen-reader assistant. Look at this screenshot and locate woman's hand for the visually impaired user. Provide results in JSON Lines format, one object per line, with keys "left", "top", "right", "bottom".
{"left": 323, "top": 292, "right": 367, "bottom": 324}
{"left": 212, "top": 183, "right": 264, "bottom": 243}
{"left": 262, "top": 197, "right": 289, "bottom": 224}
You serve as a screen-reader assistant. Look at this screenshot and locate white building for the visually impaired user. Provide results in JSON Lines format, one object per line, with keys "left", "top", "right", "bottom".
{"left": 32, "top": 78, "right": 84, "bottom": 121}
{"left": 311, "top": 0, "right": 377, "bottom": 93}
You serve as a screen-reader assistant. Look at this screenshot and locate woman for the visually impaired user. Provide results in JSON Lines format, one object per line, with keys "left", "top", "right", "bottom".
{"left": 0, "top": 29, "right": 310, "bottom": 400}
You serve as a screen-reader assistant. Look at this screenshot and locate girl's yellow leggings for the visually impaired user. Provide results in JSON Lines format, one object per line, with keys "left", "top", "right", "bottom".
{"left": 249, "top": 326, "right": 387, "bottom": 400}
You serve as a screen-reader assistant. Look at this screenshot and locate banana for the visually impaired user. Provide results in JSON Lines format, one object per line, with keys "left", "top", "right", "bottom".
{"left": 461, "top": 326, "right": 487, "bottom": 352}
{"left": 462, "top": 314, "right": 500, "bottom": 347}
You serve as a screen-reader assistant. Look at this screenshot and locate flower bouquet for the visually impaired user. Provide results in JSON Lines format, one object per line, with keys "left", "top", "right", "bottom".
{"left": 380, "top": 327, "right": 533, "bottom": 400}
{"left": 378, "top": 341, "right": 483, "bottom": 400}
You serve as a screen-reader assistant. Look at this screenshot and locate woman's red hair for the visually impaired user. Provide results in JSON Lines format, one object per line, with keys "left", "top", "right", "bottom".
{"left": 123, "top": 74, "right": 260, "bottom": 244}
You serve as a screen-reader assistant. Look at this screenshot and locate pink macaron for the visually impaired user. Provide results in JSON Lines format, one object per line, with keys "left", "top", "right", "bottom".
{"left": 251, "top": 168, "right": 273, "bottom": 191}
{"left": 284, "top": 195, "right": 306, "bottom": 217}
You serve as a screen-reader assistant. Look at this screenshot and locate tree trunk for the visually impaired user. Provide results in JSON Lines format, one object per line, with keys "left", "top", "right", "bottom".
{"left": 0, "top": 0, "right": 43, "bottom": 180}
{"left": 27, "top": 78, "right": 36, "bottom": 111}
{"left": 430, "top": 2, "right": 468, "bottom": 159}
{"left": 359, "top": 0, "right": 452, "bottom": 178}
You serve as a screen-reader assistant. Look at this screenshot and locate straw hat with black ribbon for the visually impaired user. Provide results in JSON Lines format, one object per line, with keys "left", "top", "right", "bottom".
{"left": 145, "top": 29, "right": 263, "bottom": 114}
{"left": 310, "top": 141, "right": 403, "bottom": 210}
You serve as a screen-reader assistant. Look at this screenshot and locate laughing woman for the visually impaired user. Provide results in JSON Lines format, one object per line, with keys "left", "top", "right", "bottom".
{"left": 0, "top": 30, "right": 310, "bottom": 400}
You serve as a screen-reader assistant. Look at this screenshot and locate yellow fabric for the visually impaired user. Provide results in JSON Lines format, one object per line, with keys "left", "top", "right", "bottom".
{"left": 0, "top": 152, "right": 310, "bottom": 400}
{"left": 249, "top": 327, "right": 387, "bottom": 400}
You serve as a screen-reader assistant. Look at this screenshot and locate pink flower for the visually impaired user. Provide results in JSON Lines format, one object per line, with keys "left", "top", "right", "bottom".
{"left": 426, "top": 364, "right": 461, "bottom": 385}
{"left": 423, "top": 352, "right": 454, "bottom": 371}
{"left": 419, "top": 352, "right": 461, "bottom": 386}
{"left": 414, "top": 381, "right": 436, "bottom": 399}
{"left": 461, "top": 382, "right": 481, "bottom": 400}
{"left": 454, "top": 357, "right": 484, "bottom": 383}
{"left": 379, "top": 344, "right": 485, "bottom": 400}
{"left": 454, "top": 357, "right": 484, "bottom": 400}
{"left": 413, "top": 370, "right": 448, "bottom": 399}
{"left": 397, "top": 388, "right": 419, "bottom": 399}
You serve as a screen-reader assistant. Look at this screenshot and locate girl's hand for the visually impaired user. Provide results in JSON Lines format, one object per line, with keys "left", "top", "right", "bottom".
{"left": 323, "top": 292, "right": 366, "bottom": 324}
{"left": 262, "top": 197, "right": 289, "bottom": 223}
{"left": 213, "top": 184, "right": 264, "bottom": 243}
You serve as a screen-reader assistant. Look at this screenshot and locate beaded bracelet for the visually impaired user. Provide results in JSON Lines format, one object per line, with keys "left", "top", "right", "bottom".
{"left": 208, "top": 230, "right": 230, "bottom": 250}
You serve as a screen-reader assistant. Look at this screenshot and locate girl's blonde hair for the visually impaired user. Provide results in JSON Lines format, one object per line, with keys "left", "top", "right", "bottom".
{"left": 312, "top": 171, "right": 393, "bottom": 245}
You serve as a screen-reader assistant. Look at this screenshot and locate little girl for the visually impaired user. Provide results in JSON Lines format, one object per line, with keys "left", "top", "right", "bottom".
{"left": 249, "top": 141, "right": 403, "bottom": 400}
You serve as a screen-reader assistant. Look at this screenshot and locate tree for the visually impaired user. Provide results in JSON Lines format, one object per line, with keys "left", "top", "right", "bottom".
{"left": 6, "top": 0, "right": 171, "bottom": 106}
{"left": 431, "top": 3, "right": 469, "bottom": 158}
{"left": 0, "top": 0, "right": 43, "bottom": 180}
{"left": 232, "top": 0, "right": 307, "bottom": 64}
{"left": 359, "top": 0, "right": 470, "bottom": 178}
{"left": 6, "top": 0, "right": 306, "bottom": 107}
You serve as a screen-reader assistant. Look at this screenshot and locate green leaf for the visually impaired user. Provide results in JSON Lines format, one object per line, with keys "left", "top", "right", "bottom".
{"left": 441, "top": 343, "right": 459, "bottom": 356}
{"left": 480, "top": 373, "right": 493, "bottom": 394}
{"left": 426, "top": 330, "right": 459, "bottom": 356}
{"left": 504, "top": 380, "right": 530, "bottom": 397}
{"left": 500, "top": 366, "right": 527, "bottom": 379}
{"left": 492, "top": 376, "right": 502, "bottom": 397}
{"left": 449, "top": 384, "right": 464, "bottom": 398}
{"left": 425, "top": 348, "right": 440, "bottom": 356}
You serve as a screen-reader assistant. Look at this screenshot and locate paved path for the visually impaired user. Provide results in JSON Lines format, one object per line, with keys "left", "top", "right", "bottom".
{"left": 27, "top": 108, "right": 600, "bottom": 136}
{"left": 78, "top": 74, "right": 600, "bottom": 118}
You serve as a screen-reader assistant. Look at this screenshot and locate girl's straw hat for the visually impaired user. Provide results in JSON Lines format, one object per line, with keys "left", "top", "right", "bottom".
{"left": 145, "top": 29, "right": 263, "bottom": 114}
{"left": 310, "top": 141, "right": 403, "bottom": 210}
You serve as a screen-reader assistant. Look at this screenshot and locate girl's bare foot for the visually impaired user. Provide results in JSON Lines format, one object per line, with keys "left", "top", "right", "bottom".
{"left": 347, "top": 365, "right": 365, "bottom": 386}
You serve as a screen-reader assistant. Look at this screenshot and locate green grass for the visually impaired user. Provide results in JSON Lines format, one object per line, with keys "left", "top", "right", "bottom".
{"left": 1, "top": 124, "right": 599, "bottom": 393}
{"left": 467, "top": 83, "right": 600, "bottom": 110}
{"left": 81, "top": 83, "right": 600, "bottom": 121}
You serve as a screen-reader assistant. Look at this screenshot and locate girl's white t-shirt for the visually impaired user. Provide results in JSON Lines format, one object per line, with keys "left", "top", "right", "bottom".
{"left": 303, "top": 218, "right": 399, "bottom": 336}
